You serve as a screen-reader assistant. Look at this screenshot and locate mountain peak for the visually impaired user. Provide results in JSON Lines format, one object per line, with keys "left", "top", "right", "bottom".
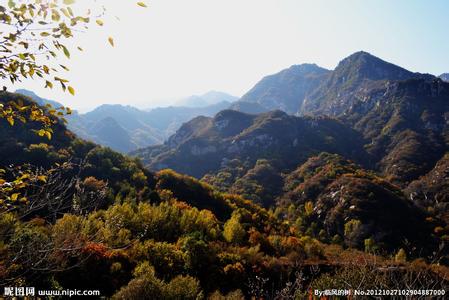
{"left": 340, "top": 51, "right": 391, "bottom": 64}
{"left": 334, "top": 51, "right": 416, "bottom": 82}
{"left": 300, "top": 51, "right": 436, "bottom": 116}
{"left": 289, "top": 63, "right": 329, "bottom": 74}
{"left": 343, "top": 50, "right": 374, "bottom": 59}
{"left": 235, "top": 63, "right": 330, "bottom": 114}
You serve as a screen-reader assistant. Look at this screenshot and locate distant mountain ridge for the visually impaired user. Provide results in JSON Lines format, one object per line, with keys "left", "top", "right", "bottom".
{"left": 15, "top": 89, "right": 64, "bottom": 108}
{"left": 176, "top": 91, "right": 238, "bottom": 107}
{"left": 66, "top": 104, "right": 164, "bottom": 153}
{"left": 16, "top": 89, "right": 235, "bottom": 153}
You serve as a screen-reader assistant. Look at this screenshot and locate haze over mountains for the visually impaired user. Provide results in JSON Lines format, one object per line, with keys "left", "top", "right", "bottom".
{"left": 16, "top": 90, "right": 237, "bottom": 153}
{"left": 176, "top": 91, "right": 238, "bottom": 107}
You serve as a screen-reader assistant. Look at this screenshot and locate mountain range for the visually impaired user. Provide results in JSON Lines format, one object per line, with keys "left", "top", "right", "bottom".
{"left": 300, "top": 51, "right": 434, "bottom": 116}
{"left": 132, "top": 52, "right": 449, "bottom": 240}
{"left": 16, "top": 90, "right": 236, "bottom": 153}
{"left": 231, "top": 51, "right": 435, "bottom": 116}
{"left": 131, "top": 109, "right": 367, "bottom": 179}
{"left": 135, "top": 52, "right": 448, "bottom": 180}
{"left": 15, "top": 51, "right": 449, "bottom": 228}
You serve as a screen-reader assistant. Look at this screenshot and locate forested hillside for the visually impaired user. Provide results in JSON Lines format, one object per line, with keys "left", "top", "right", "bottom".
{"left": 132, "top": 109, "right": 368, "bottom": 178}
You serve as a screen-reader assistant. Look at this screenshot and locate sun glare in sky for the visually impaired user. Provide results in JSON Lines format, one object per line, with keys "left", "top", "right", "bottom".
{"left": 9, "top": 0, "right": 449, "bottom": 112}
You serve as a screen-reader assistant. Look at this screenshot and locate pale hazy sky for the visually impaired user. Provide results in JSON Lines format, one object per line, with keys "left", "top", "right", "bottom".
{"left": 8, "top": 0, "right": 449, "bottom": 112}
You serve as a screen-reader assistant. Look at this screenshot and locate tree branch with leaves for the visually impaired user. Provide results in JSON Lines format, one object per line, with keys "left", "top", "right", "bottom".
{"left": 0, "top": 0, "right": 147, "bottom": 211}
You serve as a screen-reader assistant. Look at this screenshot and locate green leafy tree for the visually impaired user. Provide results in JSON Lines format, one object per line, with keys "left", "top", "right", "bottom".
{"left": 0, "top": 0, "right": 147, "bottom": 209}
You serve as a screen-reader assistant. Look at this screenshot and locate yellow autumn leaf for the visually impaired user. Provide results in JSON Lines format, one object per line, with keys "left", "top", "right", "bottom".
{"left": 20, "top": 173, "right": 30, "bottom": 180}
{"left": 45, "top": 131, "right": 52, "bottom": 140}
{"left": 11, "top": 193, "right": 19, "bottom": 201}
{"left": 108, "top": 37, "right": 115, "bottom": 47}
{"left": 7, "top": 116, "right": 14, "bottom": 126}
{"left": 37, "top": 175, "right": 47, "bottom": 183}
{"left": 68, "top": 86, "right": 75, "bottom": 96}
{"left": 62, "top": 45, "right": 71, "bottom": 58}
{"left": 137, "top": 2, "right": 147, "bottom": 8}
{"left": 61, "top": 8, "right": 71, "bottom": 18}
{"left": 96, "top": 19, "right": 104, "bottom": 26}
